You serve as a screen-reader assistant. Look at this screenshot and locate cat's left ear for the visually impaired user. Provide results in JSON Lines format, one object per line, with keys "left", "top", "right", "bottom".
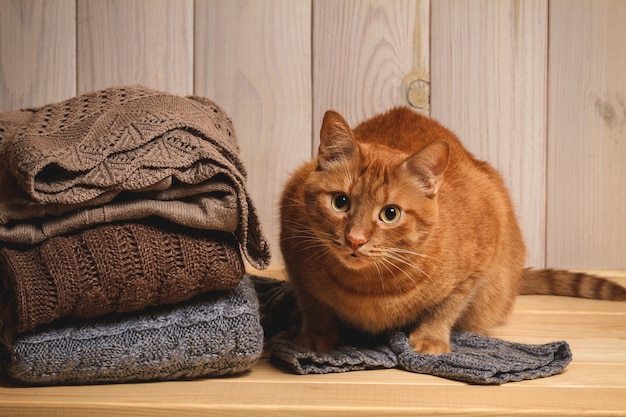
{"left": 318, "top": 110, "right": 357, "bottom": 170}
{"left": 402, "top": 140, "right": 450, "bottom": 197}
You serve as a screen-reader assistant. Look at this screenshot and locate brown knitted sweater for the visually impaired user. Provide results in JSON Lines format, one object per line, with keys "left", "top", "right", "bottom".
{"left": 0, "top": 221, "right": 245, "bottom": 333}
{"left": 0, "top": 86, "right": 270, "bottom": 269}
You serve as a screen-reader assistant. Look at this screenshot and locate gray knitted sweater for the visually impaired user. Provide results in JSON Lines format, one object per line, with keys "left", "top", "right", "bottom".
{"left": 3, "top": 276, "right": 263, "bottom": 385}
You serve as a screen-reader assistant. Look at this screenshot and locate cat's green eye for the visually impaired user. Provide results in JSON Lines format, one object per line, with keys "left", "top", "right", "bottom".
{"left": 379, "top": 205, "right": 401, "bottom": 224}
{"left": 331, "top": 193, "right": 350, "bottom": 212}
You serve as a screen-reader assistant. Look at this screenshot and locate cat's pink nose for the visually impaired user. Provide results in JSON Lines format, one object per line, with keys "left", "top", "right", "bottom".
{"left": 346, "top": 233, "right": 367, "bottom": 252}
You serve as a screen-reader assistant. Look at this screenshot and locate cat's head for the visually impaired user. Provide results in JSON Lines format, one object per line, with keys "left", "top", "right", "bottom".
{"left": 303, "top": 110, "right": 450, "bottom": 271}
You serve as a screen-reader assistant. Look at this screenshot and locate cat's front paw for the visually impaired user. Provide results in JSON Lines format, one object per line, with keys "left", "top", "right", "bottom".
{"left": 294, "top": 331, "right": 338, "bottom": 352}
{"left": 409, "top": 333, "right": 451, "bottom": 355}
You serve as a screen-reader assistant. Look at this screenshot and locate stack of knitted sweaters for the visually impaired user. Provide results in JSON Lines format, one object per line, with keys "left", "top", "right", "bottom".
{"left": 0, "top": 86, "right": 573, "bottom": 388}
{"left": 0, "top": 86, "right": 270, "bottom": 385}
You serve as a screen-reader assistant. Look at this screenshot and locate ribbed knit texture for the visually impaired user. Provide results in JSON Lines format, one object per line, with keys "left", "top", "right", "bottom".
{"left": 0, "top": 221, "right": 244, "bottom": 333}
{"left": 252, "top": 276, "right": 573, "bottom": 385}
{"left": 3, "top": 276, "right": 263, "bottom": 386}
{"left": 0, "top": 86, "right": 270, "bottom": 269}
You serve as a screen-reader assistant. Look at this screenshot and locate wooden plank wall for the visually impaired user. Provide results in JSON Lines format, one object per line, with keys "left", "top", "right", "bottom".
{"left": 195, "top": 0, "right": 312, "bottom": 253}
{"left": 0, "top": 0, "right": 77, "bottom": 109}
{"left": 547, "top": 0, "right": 626, "bottom": 268}
{"left": 76, "top": 0, "right": 194, "bottom": 95}
{"left": 1, "top": 0, "right": 624, "bottom": 269}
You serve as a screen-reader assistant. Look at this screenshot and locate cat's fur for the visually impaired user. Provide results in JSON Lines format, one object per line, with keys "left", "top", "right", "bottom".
{"left": 280, "top": 107, "right": 626, "bottom": 354}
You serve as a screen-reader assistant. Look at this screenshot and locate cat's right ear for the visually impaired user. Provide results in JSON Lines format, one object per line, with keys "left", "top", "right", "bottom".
{"left": 318, "top": 110, "right": 357, "bottom": 170}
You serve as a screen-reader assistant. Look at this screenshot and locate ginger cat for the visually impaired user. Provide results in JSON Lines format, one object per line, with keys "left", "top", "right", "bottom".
{"left": 279, "top": 107, "right": 626, "bottom": 355}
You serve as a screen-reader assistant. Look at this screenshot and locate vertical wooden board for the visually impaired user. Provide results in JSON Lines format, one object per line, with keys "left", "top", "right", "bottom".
{"left": 430, "top": 0, "right": 548, "bottom": 267}
{"left": 312, "top": 0, "right": 417, "bottom": 145}
{"left": 195, "top": 0, "right": 312, "bottom": 265}
{"left": 404, "top": 0, "right": 430, "bottom": 116}
{"left": 0, "top": 0, "right": 76, "bottom": 111}
{"left": 76, "top": 0, "right": 193, "bottom": 95}
{"left": 547, "top": 1, "right": 626, "bottom": 269}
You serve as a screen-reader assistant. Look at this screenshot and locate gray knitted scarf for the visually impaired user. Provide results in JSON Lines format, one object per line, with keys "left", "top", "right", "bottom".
{"left": 252, "top": 276, "right": 573, "bottom": 385}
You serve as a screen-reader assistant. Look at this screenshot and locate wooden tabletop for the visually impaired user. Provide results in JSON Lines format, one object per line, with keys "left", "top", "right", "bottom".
{"left": 2, "top": 269, "right": 625, "bottom": 416}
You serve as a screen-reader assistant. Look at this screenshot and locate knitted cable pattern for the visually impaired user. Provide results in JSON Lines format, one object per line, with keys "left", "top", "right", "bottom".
{"left": 0, "top": 221, "right": 244, "bottom": 333}
{"left": 3, "top": 276, "right": 263, "bottom": 385}
{"left": 0, "top": 86, "right": 270, "bottom": 269}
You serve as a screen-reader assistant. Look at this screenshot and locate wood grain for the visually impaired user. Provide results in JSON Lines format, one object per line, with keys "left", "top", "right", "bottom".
{"left": 312, "top": 0, "right": 417, "bottom": 148}
{"left": 2, "top": 271, "right": 626, "bottom": 416}
{"left": 2, "top": 380, "right": 626, "bottom": 417}
{"left": 194, "top": 0, "right": 312, "bottom": 264}
{"left": 547, "top": 0, "right": 626, "bottom": 269}
{"left": 0, "top": 0, "right": 76, "bottom": 111}
{"left": 0, "top": 265, "right": 626, "bottom": 417}
{"left": 76, "top": 0, "right": 193, "bottom": 95}
{"left": 403, "top": 0, "right": 430, "bottom": 116}
{"left": 430, "top": 0, "right": 549, "bottom": 268}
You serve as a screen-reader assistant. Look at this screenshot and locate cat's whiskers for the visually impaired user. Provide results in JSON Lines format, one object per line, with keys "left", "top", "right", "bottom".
{"left": 281, "top": 224, "right": 345, "bottom": 267}
{"left": 279, "top": 218, "right": 305, "bottom": 226}
{"left": 280, "top": 235, "right": 330, "bottom": 259}
{"left": 374, "top": 263, "right": 386, "bottom": 294}
{"left": 288, "top": 237, "right": 328, "bottom": 253}
{"left": 378, "top": 255, "right": 420, "bottom": 289}
{"left": 294, "top": 236, "right": 333, "bottom": 254}
{"left": 371, "top": 257, "right": 397, "bottom": 294}
{"left": 380, "top": 246, "right": 427, "bottom": 257}
{"left": 381, "top": 245, "right": 443, "bottom": 268}
{"left": 361, "top": 246, "right": 421, "bottom": 292}
{"left": 280, "top": 196, "right": 309, "bottom": 208}
{"left": 379, "top": 249, "right": 435, "bottom": 288}
{"left": 298, "top": 238, "right": 335, "bottom": 265}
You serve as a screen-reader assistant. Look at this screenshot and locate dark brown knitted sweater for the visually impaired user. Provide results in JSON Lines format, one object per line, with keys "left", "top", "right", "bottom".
{"left": 0, "top": 221, "right": 244, "bottom": 333}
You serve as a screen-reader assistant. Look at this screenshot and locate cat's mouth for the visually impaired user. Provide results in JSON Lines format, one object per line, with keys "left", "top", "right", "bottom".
{"left": 330, "top": 239, "right": 371, "bottom": 267}
{"left": 340, "top": 248, "right": 371, "bottom": 268}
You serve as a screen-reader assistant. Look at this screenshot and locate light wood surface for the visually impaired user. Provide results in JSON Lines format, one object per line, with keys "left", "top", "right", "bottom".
{"left": 2, "top": 269, "right": 625, "bottom": 417}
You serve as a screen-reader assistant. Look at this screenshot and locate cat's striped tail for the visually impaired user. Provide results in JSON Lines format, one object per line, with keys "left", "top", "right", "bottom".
{"left": 520, "top": 268, "right": 626, "bottom": 301}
